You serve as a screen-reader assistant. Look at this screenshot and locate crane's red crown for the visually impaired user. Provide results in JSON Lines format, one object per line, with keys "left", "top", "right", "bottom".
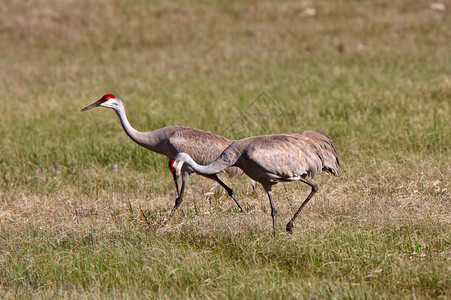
{"left": 169, "top": 158, "right": 176, "bottom": 173}
{"left": 101, "top": 94, "right": 116, "bottom": 102}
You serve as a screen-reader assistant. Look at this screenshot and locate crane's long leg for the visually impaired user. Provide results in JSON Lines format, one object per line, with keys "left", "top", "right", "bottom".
{"left": 208, "top": 174, "right": 246, "bottom": 213}
{"left": 286, "top": 178, "right": 318, "bottom": 234}
{"left": 163, "top": 174, "right": 187, "bottom": 226}
{"left": 264, "top": 185, "right": 278, "bottom": 236}
{"left": 164, "top": 167, "right": 245, "bottom": 226}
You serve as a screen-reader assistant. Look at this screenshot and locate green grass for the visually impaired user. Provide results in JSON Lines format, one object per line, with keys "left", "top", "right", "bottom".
{"left": 0, "top": 0, "right": 450, "bottom": 298}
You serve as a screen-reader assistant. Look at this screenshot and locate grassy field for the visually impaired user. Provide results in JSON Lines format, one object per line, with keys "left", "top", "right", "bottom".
{"left": 0, "top": 0, "right": 450, "bottom": 298}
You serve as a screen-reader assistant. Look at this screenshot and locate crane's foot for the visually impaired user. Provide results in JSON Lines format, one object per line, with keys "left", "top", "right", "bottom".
{"left": 286, "top": 221, "right": 294, "bottom": 234}
{"left": 162, "top": 213, "right": 174, "bottom": 227}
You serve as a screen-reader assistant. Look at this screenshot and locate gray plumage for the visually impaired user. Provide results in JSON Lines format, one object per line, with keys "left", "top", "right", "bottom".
{"left": 81, "top": 94, "right": 246, "bottom": 222}
{"left": 173, "top": 129, "right": 339, "bottom": 235}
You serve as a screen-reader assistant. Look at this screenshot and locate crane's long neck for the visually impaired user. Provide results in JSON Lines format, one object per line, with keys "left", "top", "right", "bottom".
{"left": 177, "top": 149, "right": 239, "bottom": 175}
{"left": 113, "top": 101, "right": 159, "bottom": 150}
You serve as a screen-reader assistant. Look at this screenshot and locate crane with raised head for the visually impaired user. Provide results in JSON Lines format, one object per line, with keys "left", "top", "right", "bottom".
{"left": 81, "top": 94, "right": 247, "bottom": 223}
{"left": 172, "top": 129, "right": 339, "bottom": 235}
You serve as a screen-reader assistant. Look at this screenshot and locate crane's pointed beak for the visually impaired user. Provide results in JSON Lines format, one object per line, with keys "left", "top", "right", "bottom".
{"left": 81, "top": 99, "right": 102, "bottom": 112}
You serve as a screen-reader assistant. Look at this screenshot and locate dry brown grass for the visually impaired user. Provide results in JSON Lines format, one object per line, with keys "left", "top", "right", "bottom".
{"left": 0, "top": 0, "right": 450, "bottom": 298}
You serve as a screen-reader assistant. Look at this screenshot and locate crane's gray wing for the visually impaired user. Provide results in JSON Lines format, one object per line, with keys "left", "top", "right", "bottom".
{"left": 244, "top": 131, "right": 339, "bottom": 180}
{"left": 299, "top": 129, "right": 339, "bottom": 176}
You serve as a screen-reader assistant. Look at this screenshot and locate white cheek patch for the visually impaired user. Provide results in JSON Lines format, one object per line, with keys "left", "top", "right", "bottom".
{"left": 102, "top": 98, "right": 117, "bottom": 107}
{"left": 174, "top": 160, "right": 184, "bottom": 177}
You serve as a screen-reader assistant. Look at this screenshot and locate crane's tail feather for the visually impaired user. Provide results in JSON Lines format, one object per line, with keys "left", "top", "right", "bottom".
{"left": 300, "top": 129, "right": 340, "bottom": 177}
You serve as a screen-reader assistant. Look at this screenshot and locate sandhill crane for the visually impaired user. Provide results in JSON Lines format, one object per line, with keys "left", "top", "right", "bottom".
{"left": 81, "top": 94, "right": 246, "bottom": 222}
{"left": 172, "top": 130, "right": 339, "bottom": 235}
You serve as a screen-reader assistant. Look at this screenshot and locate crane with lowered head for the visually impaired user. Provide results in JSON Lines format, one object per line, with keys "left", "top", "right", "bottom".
{"left": 172, "top": 129, "right": 339, "bottom": 235}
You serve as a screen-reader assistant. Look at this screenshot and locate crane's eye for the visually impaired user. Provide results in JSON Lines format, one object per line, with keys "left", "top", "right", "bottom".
{"left": 102, "top": 94, "right": 115, "bottom": 102}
